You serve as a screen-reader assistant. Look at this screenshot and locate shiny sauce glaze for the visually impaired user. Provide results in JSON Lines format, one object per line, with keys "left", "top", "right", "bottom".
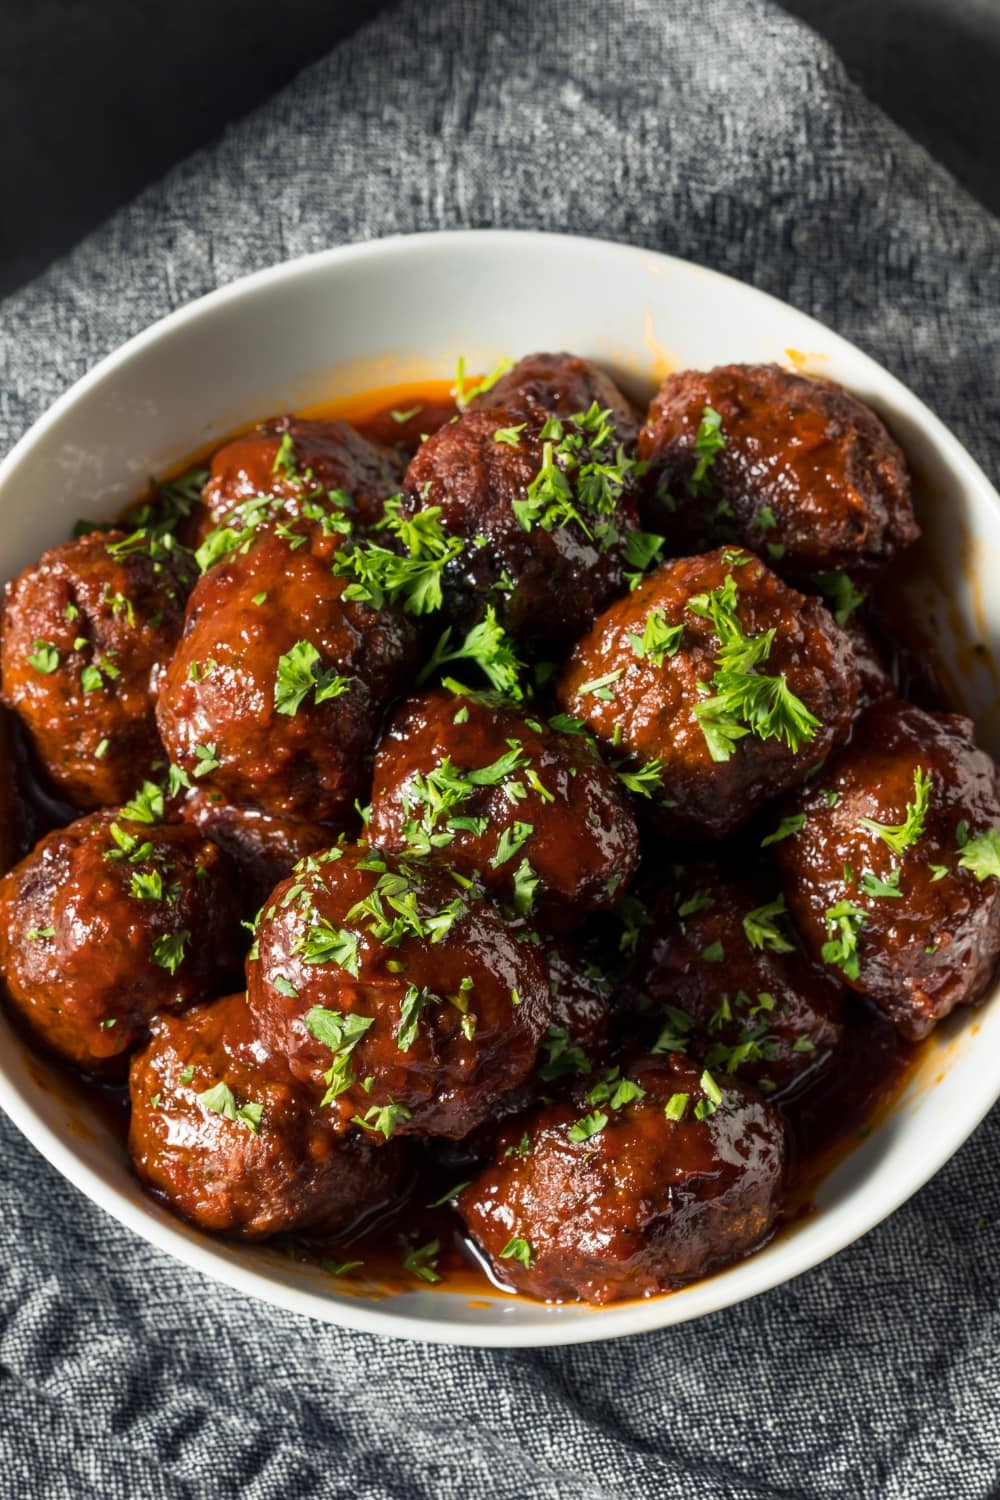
{"left": 0, "top": 368, "right": 980, "bottom": 1305}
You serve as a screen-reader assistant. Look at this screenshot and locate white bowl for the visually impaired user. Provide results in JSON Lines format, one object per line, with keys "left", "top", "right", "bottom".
{"left": 2, "top": 230, "right": 998, "bottom": 1347}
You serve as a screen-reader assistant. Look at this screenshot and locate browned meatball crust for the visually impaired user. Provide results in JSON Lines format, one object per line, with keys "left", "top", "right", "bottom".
{"left": 1, "top": 529, "right": 195, "bottom": 808}
{"left": 200, "top": 416, "right": 402, "bottom": 534}
{"left": 0, "top": 808, "right": 243, "bottom": 1069}
{"left": 772, "top": 699, "right": 1000, "bottom": 1039}
{"left": 457, "top": 1051, "right": 785, "bottom": 1304}
{"left": 630, "top": 866, "right": 844, "bottom": 1097}
{"left": 368, "top": 688, "right": 639, "bottom": 921}
{"left": 246, "top": 844, "right": 551, "bottom": 1140}
{"left": 555, "top": 548, "right": 858, "bottom": 839}
{"left": 638, "top": 363, "right": 918, "bottom": 580}
{"left": 156, "top": 524, "right": 416, "bottom": 823}
{"left": 401, "top": 406, "right": 640, "bottom": 645}
{"left": 129, "top": 992, "right": 405, "bottom": 1240}
{"left": 180, "top": 788, "right": 334, "bottom": 909}
{"left": 470, "top": 351, "right": 639, "bottom": 444}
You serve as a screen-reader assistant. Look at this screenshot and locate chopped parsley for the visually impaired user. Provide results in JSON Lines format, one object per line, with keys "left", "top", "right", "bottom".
{"left": 121, "top": 781, "right": 165, "bottom": 824}
{"left": 354, "top": 1101, "right": 412, "bottom": 1139}
{"left": 511, "top": 404, "right": 639, "bottom": 549}
{"left": 859, "top": 868, "right": 904, "bottom": 899}
{"left": 742, "top": 895, "right": 795, "bottom": 953}
{"left": 493, "top": 423, "right": 527, "bottom": 446}
{"left": 578, "top": 667, "right": 624, "bottom": 702}
{"left": 761, "top": 813, "right": 806, "bottom": 847}
{"left": 499, "top": 1237, "right": 533, "bottom": 1268}
{"left": 274, "top": 640, "right": 350, "bottom": 716}
{"left": 334, "top": 497, "right": 464, "bottom": 616}
{"left": 305, "top": 1006, "right": 374, "bottom": 1104}
{"left": 536, "top": 1025, "right": 591, "bottom": 1083}
{"left": 191, "top": 743, "right": 221, "bottom": 778}
{"left": 27, "top": 640, "right": 59, "bottom": 674}
{"left": 689, "top": 573, "right": 821, "bottom": 762}
{"left": 418, "top": 605, "right": 526, "bottom": 699}
{"left": 151, "top": 930, "right": 189, "bottom": 975}
{"left": 425, "top": 1181, "right": 471, "bottom": 1209}
{"left": 297, "top": 921, "right": 361, "bottom": 976}
{"left": 687, "top": 406, "right": 726, "bottom": 493}
{"left": 198, "top": 1080, "right": 263, "bottom": 1134}
{"left": 395, "top": 984, "right": 438, "bottom": 1052}
{"left": 510, "top": 858, "right": 542, "bottom": 915}
{"left": 859, "top": 767, "right": 932, "bottom": 855}
{"left": 957, "top": 825, "right": 1000, "bottom": 881}
{"left": 617, "top": 758, "right": 665, "bottom": 798}
{"left": 821, "top": 901, "right": 867, "bottom": 980}
{"left": 490, "top": 821, "right": 534, "bottom": 868}
{"left": 400, "top": 1237, "right": 442, "bottom": 1284}
{"left": 453, "top": 355, "right": 513, "bottom": 409}
{"left": 812, "top": 571, "right": 866, "bottom": 627}
{"left": 568, "top": 1110, "right": 608, "bottom": 1143}
{"left": 628, "top": 609, "right": 684, "bottom": 666}
{"left": 622, "top": 529, "right": 666, "bottom": 589}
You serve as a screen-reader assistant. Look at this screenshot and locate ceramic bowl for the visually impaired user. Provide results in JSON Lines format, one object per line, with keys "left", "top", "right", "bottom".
{"left": 1, "top": 230, "right": 998, "bottom": 1346}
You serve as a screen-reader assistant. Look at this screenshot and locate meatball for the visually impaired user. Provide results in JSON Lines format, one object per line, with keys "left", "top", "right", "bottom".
{"left": 200, "top": 416, "right": 402, "bottom": 534}
{"left": 401, "top": 406, "right": 640, "bottom": 645}
{"left": 0, "top": 808, "right": 243, "bottom": 1069}
{"left": 772, "top": 699, "right": 1000, "bottom": 1039}
{"left": 1, "top": 528, "right": 195, "bottom": 808}
{"left": 629, "top": 866, "right": 844, "bottom": 1097}
{"left": 181, "top": 788, "right": 334, "bottom": 909}
{"left": 457, "top": 1051, "right": 785, "bottom": 1303}
{"left": 555, "top": 547, "right": 858, "bottom": 839}
{"left": 470, "top": 351, "right": 639, "bottom": 444}
{"left": 368, "top": 687, "right": 639, "bottom": 922}
{"left": 246, "top": 843, "right": 551, "bottom": 1139}
{"left": 129, "top": 992, "right": 405, "bottom": 1239}
{"left": 156, "top": 524, "right": 416, "bottom": 823}
{"left": 638, "top": 363, "right": 918, "bottom": 580}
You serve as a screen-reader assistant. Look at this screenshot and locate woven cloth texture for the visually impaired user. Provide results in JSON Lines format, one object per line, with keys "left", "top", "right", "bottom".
{"left": 1, "top": 1, "right": 999, "bottom": 1496}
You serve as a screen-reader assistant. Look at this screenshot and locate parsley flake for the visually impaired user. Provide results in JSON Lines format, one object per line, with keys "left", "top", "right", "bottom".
{"left": 859, "top": 767, "right": 932, "bottom": 855}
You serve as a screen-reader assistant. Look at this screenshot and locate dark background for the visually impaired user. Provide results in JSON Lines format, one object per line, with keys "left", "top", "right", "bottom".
{"left": 2, "top": 0, "right": 998, "bottom": 298}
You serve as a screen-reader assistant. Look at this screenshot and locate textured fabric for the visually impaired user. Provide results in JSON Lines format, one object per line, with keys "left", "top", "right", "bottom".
{"left": 2, "top": 1, "right": 999, "bottom": 1495}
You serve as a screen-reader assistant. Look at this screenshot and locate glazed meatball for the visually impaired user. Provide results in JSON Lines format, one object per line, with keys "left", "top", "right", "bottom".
{"left": 200, "top": 416, "right": 402, "bottom": 534}
{"left": 246, "top": 843, "right": 551, "bottom": 1139}
{"left": 0, "top": 808, "right": 242, "bottom": 1069}
{"left": 401, "top": 406, "right": 640, "bottom": 645}
{"left": 368, "top": 688, "right": 639, "bottom": 922}
{"left": 629, "top": 866, "right": 844, "bottom": 1097}
{"left": 156, "top": 524, "right": 416, "bottom": 823}
{"left": 457, "top": 1051, "right": 785, "bottom": 1303}
{"left": 470, "top": 351, "right": 639, "bottom": 444}
{"left": 181, "top": 788, "right": 334, "bottom": 909}
{"left": 129, "top": 992, "right": 405, "bottom": 1239}
{"left": 772, "top": 699, "right": 1000, "bottom": 1039}
{"left": 638, "top": 363, "right": 918, "bottom": 580}
{"left": 1, "top": 529, "right": 195, "bottom": 808}
{"left": 555, "top": 547, "right": 858, "bottom": 839}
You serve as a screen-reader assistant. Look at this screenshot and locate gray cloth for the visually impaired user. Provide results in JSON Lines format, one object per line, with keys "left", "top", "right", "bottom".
{"left": 2, "top": 0, "right": 999, "bottom": 1494}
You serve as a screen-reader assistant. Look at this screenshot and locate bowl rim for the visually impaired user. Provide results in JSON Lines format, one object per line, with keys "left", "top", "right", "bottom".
{"left": 2, "top": 227, "right": 999, "bottom": 1347}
